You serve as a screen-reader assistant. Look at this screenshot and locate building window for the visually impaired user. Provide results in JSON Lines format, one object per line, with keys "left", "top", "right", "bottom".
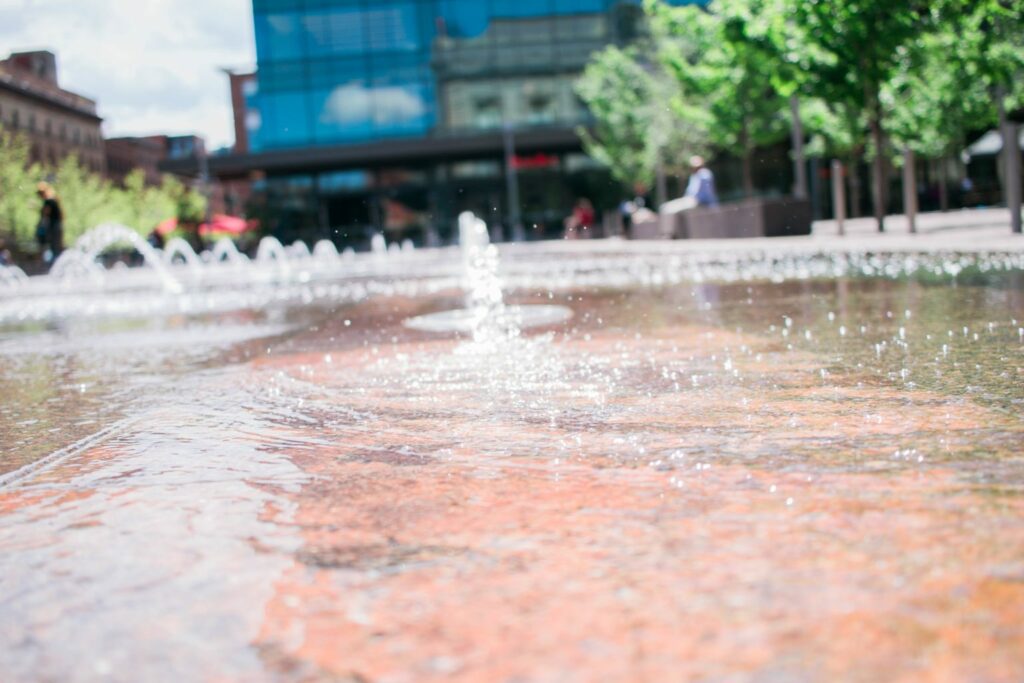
{"left": 526, "top": 94, "right": 554, "bottom": 125}
{"left": 28, "top": 113, "right": 36, "bottom": 132}
{"left": 11, "top": 110, "right": 19, "bottom": 128}
{"left": 45, "top": 119, "right": 52, "bottom": 137}
{"left": 473, "top": 97, "right": 502, "bottom": 128}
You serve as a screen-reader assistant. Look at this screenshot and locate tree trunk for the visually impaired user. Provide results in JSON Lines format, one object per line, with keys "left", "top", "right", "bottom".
{"left": 869, "top": 101, "right": 886, "bottom": 232}
{"left": 741, "top": 118, "right": 754, "bottom": 198}
{"left": 790, "top": 96, "right": 808, "bottom": 199}
{"left": 848, "top": 156, "right": 862, "bottom": 218}
{"left": 742, "top": 150, "right": 755, "bottom": 198}
{"left": 902, "top": 146, "right": 917, "bottom": 234}
{"left": 831, "top": 159, "right": 846, "bottom": 236}
{"left": 936, "top": 158, "right": 949, "bottom": 212}
{"left": 655, "top": 160, "right": 668, "bottom": 208}
{"left": 998, "top": 90, "right": 1023, "bottom": 234}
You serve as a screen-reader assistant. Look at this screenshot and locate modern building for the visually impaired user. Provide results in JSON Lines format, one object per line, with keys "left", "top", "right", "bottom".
{"left": 0, "top": 51, "right": 105, "bottom": 173}
{"left": 106, "top": 134, "right": 223, "bottom": 192}
{"left": 178, "top": 0, "right": 699, "bottom": 247}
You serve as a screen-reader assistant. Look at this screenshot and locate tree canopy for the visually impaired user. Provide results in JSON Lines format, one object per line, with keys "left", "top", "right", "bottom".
{"left": 0, "top": 126, "right": 203, "bottom": 254}
{"left": 576, "top": 0, "right": 1023, "bottom": 229}
{"left": 647, "top": 0, "right": 790, "bottom": 197}
{"left": 575, "top": 44, "right": 709, "bottom": 192}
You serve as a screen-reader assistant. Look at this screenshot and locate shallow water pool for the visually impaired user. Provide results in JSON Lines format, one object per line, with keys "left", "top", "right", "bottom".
{"left": 1, "top": 248, "right": 1023, "bottom": 682}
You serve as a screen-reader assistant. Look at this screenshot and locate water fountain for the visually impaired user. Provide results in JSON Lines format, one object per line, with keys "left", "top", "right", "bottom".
{"left": 1, "top": 212, "right": 1023, "bottom": 681}
{"left": 405, "top": 211, "right": 573, "bottom": 337}
{"left": 370, "top": 232, "right": 387, "bottom": 256}
{"left": 210, "top": 237, "right": 250, "bottom": 265}
{"left": 162, "top": 237, "right": 203, "bottom": 270}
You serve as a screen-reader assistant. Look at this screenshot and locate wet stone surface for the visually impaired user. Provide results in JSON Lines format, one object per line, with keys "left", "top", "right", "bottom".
{"left": 1, "top": 270, "right": 1023, "bottom": 682}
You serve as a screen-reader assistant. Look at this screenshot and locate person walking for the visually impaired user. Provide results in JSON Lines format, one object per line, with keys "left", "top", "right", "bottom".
{"left": 35, "top": 182, "right": 64, "bottom": 264}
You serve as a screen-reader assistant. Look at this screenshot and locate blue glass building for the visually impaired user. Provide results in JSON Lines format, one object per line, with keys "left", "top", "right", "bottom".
{"left": 219, "top": 0, "right": 700, "bottom": 246}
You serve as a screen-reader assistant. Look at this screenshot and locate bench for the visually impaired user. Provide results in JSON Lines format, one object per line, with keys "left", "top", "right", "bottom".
{"left": 632, "top": 197, "right": 813, "bottom": 240}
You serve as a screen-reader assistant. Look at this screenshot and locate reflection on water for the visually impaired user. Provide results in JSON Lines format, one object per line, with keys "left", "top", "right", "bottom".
{"left": 1, "top": 257, "right": 1023, "bottom": 681}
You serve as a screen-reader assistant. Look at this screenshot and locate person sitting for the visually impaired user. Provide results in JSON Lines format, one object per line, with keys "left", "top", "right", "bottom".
{"left": 661, "top": 156, "right": 719, "bottom": 214}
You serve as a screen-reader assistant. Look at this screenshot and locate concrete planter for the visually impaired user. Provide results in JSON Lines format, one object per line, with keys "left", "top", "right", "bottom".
{"left": 657, "top": 197, "right": 813, "bottom": 240}
{"left": 630, "top": 216, "right": 673, "bottom": 240}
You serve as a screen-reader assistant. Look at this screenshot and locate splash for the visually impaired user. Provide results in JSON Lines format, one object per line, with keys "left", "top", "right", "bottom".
{"left": 404, "top": 212, "right": 573, "bottom": 340}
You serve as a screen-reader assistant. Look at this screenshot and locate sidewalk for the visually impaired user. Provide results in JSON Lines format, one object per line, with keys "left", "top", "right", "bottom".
{"left": 507, "top": 208, "right": 1024, "bottom": 257}
{"left": 809, "top": 207, "right": 1023, "bottom": 252}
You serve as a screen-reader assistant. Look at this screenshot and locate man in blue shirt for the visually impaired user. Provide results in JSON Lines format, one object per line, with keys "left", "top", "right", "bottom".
{"left": 659, "top": 156, "right": 719, "bottom": 219}
{"left": 683, "top": 155, "right": 719, "bottom": 207}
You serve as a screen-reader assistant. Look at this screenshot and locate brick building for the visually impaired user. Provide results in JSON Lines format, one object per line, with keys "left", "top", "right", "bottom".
{"left": 0, "top": 50, "right": 105, "bottom": 173}
{"left": 224, "top": 69, "right": 257, "bottom": 154}
{"left": 104, "top": 136, "right": 165, "bottom": 186}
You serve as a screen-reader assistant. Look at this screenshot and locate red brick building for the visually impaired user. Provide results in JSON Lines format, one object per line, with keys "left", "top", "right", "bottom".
{"left": 0, "top": 50, "right": 105, "bottom": 173}
{"left": 104, "top": 136, "right": 165, "bottom": 186}
{"left": 225, "top": 70, "right": 257, "bottom": 154}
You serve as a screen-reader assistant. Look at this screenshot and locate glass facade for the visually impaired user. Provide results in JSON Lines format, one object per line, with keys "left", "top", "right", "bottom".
{"left": 243, "top": 0, "right": 701, "bottom": 248}
{"left": 248, "top": 0, "right": 695, "bottom": 151}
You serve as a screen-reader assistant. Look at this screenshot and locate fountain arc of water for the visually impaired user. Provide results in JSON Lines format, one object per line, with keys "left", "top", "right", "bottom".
{"left": 52, "top": 223, "right": 183, "bottom": 293}
{"left": 163, "top": 237, "right": 204, "bottom": 271}
{"left": 370, "top": 233, "right": 387, "bottom": 257}
{"left": 255, "top": 235, "right": 293, "bottom": 280}
{"left": 313, "top": 239, "right": 339, "bottom": 261}
{"left": 287, "top": 241, "right": 312, "bottom": 260}
{"left": 0, "top": 264, "right": 30, "bottom": 290}
{"left": 210, "top": 238, "right": 251, "bottom": 266}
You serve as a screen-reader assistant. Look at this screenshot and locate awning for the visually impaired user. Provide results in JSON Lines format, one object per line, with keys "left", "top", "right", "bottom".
{"left": 155, "top": 214, "right": 258, "bottom": 236}
{"left": 966, "top": 128, "right": 1024, "bottom": 157}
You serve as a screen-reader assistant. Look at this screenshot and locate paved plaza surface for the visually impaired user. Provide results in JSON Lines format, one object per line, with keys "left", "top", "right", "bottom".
{"left": 1, "top": 208, "right": 1023, "bottom": 682}
{"left": 511, "top": 208, "right": 1023, "bottom": 257}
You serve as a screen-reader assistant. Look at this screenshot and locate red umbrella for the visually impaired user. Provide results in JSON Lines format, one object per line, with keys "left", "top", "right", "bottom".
{"left": 156, "top": 217, "right": 178, "bottom": 236}
{"left": 201, "top": 214, "right": 251, "bottom": 235}
{"left": 155, "top": 214, "right": 257, "bottom": 237}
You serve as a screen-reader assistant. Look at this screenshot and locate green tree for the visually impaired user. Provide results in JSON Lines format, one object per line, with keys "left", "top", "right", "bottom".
{"left": 51, "top": 153, "right": 123, "bottom": 244}
{"left": 950, "top": 0, "right": 1024, "bottom": 108}
{"left": 948, "top": 0, "right": 1024, "bottom": 231}
{"left": 800, "top": 98, "right": 871, "bottom": 216}
{"left": 0, "top": 127, "right": 40, "bottom": 250}
{"left": 174, "top": 183, "right": 206, "bottom": 226}
{"left": 576, "top": 44, "right": 708, "bottom": 198}
{"left": 788, "top": 0, "right": 934, "bottom": 231}
{"left": 121, "top": 170, "right": 179, "bottom": 234}
{"left": 648, "top": 0, "right": 789, "bottom": 198}
{"left": 575, "top": 46, "right": 659, "bottom": 191}
{"left": 884, "top": 18, "right": 995, "bottom": 212}
{"left": 0, "top": 127, "right": 195, "bottom": 259}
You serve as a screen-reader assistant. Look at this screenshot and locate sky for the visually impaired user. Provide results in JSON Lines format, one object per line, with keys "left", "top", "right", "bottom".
{"left": 0, "top": 0, "right": 255, "bottom": 150}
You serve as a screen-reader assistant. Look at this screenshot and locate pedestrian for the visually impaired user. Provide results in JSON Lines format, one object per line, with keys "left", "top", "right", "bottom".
{"left": 564, "top": 198, "right": 595, "bottom": 240}
{"left": 147, "top": 228, "right": 165, "bottom": 250}
{"left": 35, "top": 182, "right": 64, "bottom": 264}
{"left": 620, "top": 183, "right": 649, "bottom": 233}
{"left": 0, "top": 237, "right": 12, "bottom": 266}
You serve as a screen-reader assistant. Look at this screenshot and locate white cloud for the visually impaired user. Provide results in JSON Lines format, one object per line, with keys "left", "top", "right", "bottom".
{"left": 0, "top": 0, "right": 254, "bottom": 150}
{"left": 320, "top": 82, "right": 426, "bottom": 127}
